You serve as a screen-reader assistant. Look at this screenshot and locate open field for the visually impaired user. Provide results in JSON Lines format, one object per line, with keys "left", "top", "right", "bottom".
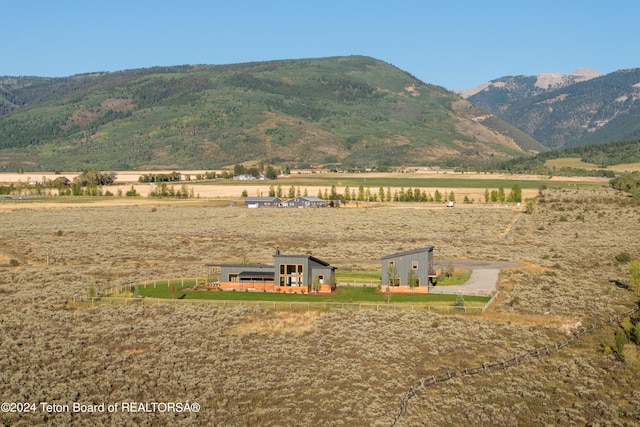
{"left": 1, "top": 185, "right": 639, "bottom": 425}
{"left": 546, "top": 157, "right": 640, "bottom": 172}
{"left": 0, "top": 170, "right": 608, "bottom": 206}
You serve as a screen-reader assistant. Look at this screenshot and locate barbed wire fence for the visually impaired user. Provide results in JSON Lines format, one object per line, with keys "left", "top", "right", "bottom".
{"left": 390, "top": 303, "right": 640, "bottom": 427}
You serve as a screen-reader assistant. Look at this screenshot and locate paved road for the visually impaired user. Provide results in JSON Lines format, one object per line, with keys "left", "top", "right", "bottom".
{"left": 429, "top": 260, "right": 522, "bottom": 296}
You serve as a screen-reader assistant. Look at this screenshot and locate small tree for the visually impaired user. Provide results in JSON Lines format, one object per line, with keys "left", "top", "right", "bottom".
{"left": 330, "top": 185, "right": 338, "bottom": 200}
{"left": 525, "top": 198, "right": 535, "bottom": 214}
{"left": 454, "top": 293, "right": 465, "bottom": 311}
{"left": 507, "top": 184, "right": 522, "bottom": 203}
{"left": 444, "top": 263, "right": 455, "bottom": 279}
{"left": 125, "top": 186, "right": 138, "bottom": 197}
{"left": 265, "top": 165, "right": 278, "bottom": 179}
{"left": 407, "top": 269, "right": 419, "bottom": 293}
{"left": 498, "top": 187, "right": 506, "bottom": 202}
{"left": 386, "top": 263, "right": 399, "bottom": 304}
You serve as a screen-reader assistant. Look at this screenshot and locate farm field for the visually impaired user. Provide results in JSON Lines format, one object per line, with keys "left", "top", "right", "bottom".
{"left": 546, "top": 157, "right": 640, "bottom": 172}
{"left": 0, "top": 185, "right": 639, "bottom": 425}
{"left": 0, "top": 170, "right": 608, "bottom": 206}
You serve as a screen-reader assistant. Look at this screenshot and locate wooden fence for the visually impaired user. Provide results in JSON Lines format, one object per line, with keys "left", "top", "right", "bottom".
{"left": 73, "top": 296, "right": 497, "bottom": 315}
{"left": 389, "top": 302, "right": 640, "bottom": 427}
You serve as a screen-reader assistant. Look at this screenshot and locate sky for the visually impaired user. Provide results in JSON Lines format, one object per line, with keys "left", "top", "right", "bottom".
{"left": 4, "top": 0, "right": 639, "bottom": 90}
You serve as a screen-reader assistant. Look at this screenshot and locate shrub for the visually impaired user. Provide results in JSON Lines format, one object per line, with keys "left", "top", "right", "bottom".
{"left": 615, "top": 251, "right": 632, "bottom": 263}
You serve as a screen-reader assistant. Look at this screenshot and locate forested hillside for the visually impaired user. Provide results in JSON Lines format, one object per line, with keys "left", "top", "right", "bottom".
{"left": 0, "top": 56, "right": 543, "bottom": 171}
{"left": 467, "top": 69, "right": 640, "bottom": 149}
{"left": 484, "top": 139, "right": 640, "bottom": 176}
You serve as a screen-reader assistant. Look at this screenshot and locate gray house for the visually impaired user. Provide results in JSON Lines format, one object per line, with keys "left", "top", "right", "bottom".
{"left": 206, "top": 249, "right": 336, "bottom": 293}
{"left": 381, "top": 246, "right": 436, "bottom": 287}
{"left": 244, "top": 196, "right": 281, "bottom": 208}
{"left": 281, "top": 196, "right": 326, "bottom": 208}
{"left": 273, "top": 251, "right": 336, "bottom": 288}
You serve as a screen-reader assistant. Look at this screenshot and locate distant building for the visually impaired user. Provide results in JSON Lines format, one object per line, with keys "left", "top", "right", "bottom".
{"left": 244, "top": 196, "right": 281, "bottom": 208}
{"left": 232, "top": 174, "right": 256, "bottom": 181}
{"left": 381, "top": 246, "right": 437, "bottom": 292}
{"left": 206, "top": 249, "right": 336, "bottom": 293}
{"left": 281, "top": 195, "right": 326, "bottom": 208}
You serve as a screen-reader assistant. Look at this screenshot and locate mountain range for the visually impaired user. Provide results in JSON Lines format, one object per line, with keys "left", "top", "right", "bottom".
{"left": 463, "top": 68, "right": 640, "bottom": 149}
{"left": 0, "top": 56, "right": 543, "bottom": 171}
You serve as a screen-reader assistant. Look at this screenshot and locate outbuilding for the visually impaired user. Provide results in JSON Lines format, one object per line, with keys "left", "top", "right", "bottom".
{"left": 244, "top": 196, "right": 281, "bottom": 208}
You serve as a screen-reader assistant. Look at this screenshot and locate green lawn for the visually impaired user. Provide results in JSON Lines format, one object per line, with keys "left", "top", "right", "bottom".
{"left": 336, "top": 270, "right": 381, "bottom": 284}
{"left": 134, "top": 281, "right": 489, "bottom": 305}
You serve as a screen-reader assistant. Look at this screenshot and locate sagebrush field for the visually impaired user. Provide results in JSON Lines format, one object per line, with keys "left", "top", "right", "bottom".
{"left": 1, "top": 186, "right": 639, "bottom": 426}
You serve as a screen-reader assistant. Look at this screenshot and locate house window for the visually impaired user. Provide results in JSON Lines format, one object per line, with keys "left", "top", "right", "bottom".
{"left": 412, "top": 261, "right": 419, "bottom": 270}
{"left": 318, "top": 274, "right": 324, "bottom": 284}
{"left": 388, "top": 261, "right": 399, "bottom": 286}
{"left": 280, "top": 264, "right": 304, "bottom": 287}
{"left": 228, "top": 273, "right": 238, "bottom": 282}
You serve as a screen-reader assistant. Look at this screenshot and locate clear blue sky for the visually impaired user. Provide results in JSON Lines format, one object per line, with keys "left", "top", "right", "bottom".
{"left": 4, "top": 1, "right": 638, "bottom": 90}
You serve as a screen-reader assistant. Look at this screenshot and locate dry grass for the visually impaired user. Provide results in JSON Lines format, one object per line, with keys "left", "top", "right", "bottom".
{"left": 0, "top": 187, "right": 639, "bottom": 426}
{"left": 225, "top": 311, "right": 322, "bottom": 336}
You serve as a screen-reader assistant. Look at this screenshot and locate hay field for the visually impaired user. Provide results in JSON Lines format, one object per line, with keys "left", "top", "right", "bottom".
{"left": 0, "top": 169, "right": 605, "bottom": 203}
{"left": 1, "top": 188, "right": 639, "bottom": 426}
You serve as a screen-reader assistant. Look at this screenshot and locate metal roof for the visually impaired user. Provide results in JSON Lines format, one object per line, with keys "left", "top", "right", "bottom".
{"left": 381, "top": 246, "right": 434, "bottom": 260}
{"left": 244, "top": 196, "right": 281, "bottom": 203}
{"left": 238, "top": 271, "right": 275, "bottom": 279}
{"left": 273, "top": 253, "right": 336, "bottom": 269}
{"left": 283, "top": 196, "right": 325, "bottom": 203}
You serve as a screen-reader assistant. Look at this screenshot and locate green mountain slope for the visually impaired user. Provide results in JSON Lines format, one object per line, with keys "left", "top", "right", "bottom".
{"left": 0, "top": 56, "right": 543, "bottom": 171}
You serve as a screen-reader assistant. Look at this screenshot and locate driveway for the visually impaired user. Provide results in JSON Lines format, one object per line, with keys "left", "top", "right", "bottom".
{"left": 429, "top": 260, "right": 521, "bottom": 296}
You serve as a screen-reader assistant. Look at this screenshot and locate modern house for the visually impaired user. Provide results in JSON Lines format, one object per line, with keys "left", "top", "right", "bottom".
{"left": 381, "top": 246, "right": 438, "bottom": 293}
{"left": 206, "top": 249, "right": 337, "bottom": 293}
{"left": 281, "top": 196, "right": 326, "bottom": 208}
{"left": 244, "top": 196, "right": 281, "bottom": 208}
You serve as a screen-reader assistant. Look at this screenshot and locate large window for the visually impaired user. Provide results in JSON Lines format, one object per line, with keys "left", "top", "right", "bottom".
{"left": 279, "top": 264, "right": 304, "bottom": 286}
{"left": 228, "top": 273, "right": 238, "bottom": 282}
